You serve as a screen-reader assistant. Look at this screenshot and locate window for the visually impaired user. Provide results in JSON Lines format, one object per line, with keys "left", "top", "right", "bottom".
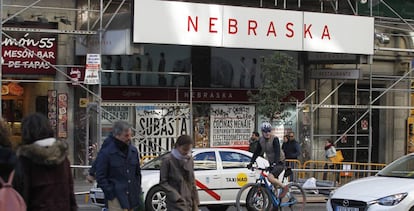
{"left": 219, "top": 151, "right": 251, "bottom": 169}
{"left": 194, "top": 151, "right": 217, "bottom": 170}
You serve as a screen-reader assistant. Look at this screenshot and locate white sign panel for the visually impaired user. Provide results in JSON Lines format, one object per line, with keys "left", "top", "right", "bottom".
{"left": 210, "top": 104, "right": 255, "bottom": 147}
{"left": 303, "top": 12, "right": 374, "bottom": 54}
{"left": 84, "top": 54, "right": 101, "bottom": 84}
{"left": 133, "top": 0, "right": 374, "bottom": 55}
{"left": 76, "top": 30, "right": 133, "bottom": 56}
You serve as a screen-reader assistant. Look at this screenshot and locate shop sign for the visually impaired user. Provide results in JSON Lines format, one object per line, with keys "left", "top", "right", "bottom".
{"left": 310, "top": 69, "right": 361, "bottom": 79}
{"left": 210, "top": 104, "right": 255, "bottom": 147}
{"left": 2, "top": 32, "right": 57, "bottom": 74}
{"left": 101, "top": 106, "right": 132, "bottom": 124}
{"left": 69, "top": 67, "right": 85, "bottom": 85}
{"left": 135, "top": 103, "right": 190, "bottom": 156}
{"left": 102, "top": 87, "right": 305, "bottom": 103}
{"left": 75, "top": 29, "right": 133, "bottom": 55}
{"left": 133, "top": 0, "right": 374, "bottom": 55}
{"left": 307, "top": 52, "right": 360, "bottom": 64}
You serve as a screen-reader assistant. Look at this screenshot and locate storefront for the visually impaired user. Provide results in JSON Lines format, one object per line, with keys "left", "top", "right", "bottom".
{"left": 1, "top": 21, "right": 63, "bottom": 148}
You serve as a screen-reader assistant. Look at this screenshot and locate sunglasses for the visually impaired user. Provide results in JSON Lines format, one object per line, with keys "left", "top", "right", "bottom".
{"left": 262, "top": 129, "right": 271, "bottom": 133}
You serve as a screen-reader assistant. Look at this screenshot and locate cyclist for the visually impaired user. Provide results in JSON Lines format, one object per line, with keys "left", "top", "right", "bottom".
{"left": 247, "top": 122, "right": 289, "bottom": 198}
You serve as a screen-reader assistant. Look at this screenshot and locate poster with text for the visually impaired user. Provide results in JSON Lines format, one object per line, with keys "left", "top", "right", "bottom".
{"left": 210, "top": 104, "right": 255, "bottom": 147}
{"left": 257, "top": 105, "right": 297, "bottom": 143}
{"left": 57, "top": 93, "right": 68, "bottom": 138}
{"left": 136, "top": 103, "right": 190, "bottom": 156}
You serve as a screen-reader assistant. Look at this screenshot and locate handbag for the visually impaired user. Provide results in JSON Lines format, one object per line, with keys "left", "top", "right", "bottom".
{"left": 329, "top": 150, "right": 344, "bottom": 163}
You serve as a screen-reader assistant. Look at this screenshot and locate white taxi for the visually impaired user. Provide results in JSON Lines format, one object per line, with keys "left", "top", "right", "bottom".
{"left": 90, "top": 148, "right": 269, "bottom": 211}
{"left": 327, "top": 153, "right": 414, "bottom": 211}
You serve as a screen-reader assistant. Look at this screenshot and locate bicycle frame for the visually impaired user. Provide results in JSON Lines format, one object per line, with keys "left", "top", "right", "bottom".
{"left": 255, "top": 169, "right": 297, "bottom": 208}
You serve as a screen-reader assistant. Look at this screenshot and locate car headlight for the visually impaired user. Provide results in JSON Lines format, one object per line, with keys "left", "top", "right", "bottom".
{"left": 369, "top": 193, "right": 408, "bottom": 206}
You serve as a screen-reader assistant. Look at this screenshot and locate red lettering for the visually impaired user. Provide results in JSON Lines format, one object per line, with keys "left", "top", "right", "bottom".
{"left": 321, "top": 25, "right": 331, "bottom": 40}
{"left": 266, "top": 21, "right": 276, "bottom": 37}
{"left": 188, "top": 16, "right": 198, "bottom": 32}
{"left": 209, "top": 17, "right": 218, "bottom": 33}
{"left": 304, "top": 24, "right": 312, "bottom": 39}
{"left": 228, "top": 19, "right": 238, "bottom": 34}
{"left": 248, "top": 20, "right": 257, "bottom": 36}
{"left": 285, "top": 22, "right": 294, "bottom": 38}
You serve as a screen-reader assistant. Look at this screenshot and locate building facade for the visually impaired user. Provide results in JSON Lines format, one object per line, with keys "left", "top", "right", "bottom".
{"left": 2, "top": 0, "right": 414, "bottom": 168}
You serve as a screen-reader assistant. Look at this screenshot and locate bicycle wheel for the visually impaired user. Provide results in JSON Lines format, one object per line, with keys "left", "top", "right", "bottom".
{"left": 279, "top": 183, "right": 306, "bottom": 211}
{"left": 235, "top": 183, "right": 272, "bottom": 211}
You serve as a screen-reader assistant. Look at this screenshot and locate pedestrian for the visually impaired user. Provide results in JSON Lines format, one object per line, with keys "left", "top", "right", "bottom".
{"left": 86, "top": 137, "right": 112, "bottom": 183}
{"left": 0, "top": 117, "right": 17, "bottom": 184}
{"left": 159, "top": 135, "right": 199, "bottom": 211}
{"left": 248, "top": 131, "right": 260, "bottom": 153}
{"left": 13, "top": 113, "right": 77, "bottom": 211}
{"left": 95, "top": 121, "right": 142, "bottom": 211}
{"left": 282, "top": 132, "right": 301, "bottom": 160}
{"left": 248, "top": 123, "right": 289, "bottom": 198}
{"left": 323, "top": 139, "right": 339, "bottom": 182}
{"left": 282, "top": 132, "right": 301, "bottom": 181}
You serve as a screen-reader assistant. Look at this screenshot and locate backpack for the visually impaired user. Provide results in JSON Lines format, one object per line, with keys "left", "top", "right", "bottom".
{"left": 0, "top": 170, "right": 27, "bottom": 211}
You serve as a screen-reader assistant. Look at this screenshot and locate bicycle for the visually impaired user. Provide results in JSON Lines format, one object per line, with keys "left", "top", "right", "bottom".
{"left": 235, "top": 165, "right": 306, "bottom": 211}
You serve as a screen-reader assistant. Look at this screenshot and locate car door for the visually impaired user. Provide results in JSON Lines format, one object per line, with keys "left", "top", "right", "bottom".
{"left": 193, "top": 150, "right": 222, "bottom": 204}
{"left": 218, "top": 150, "right": 256, "bottom": 203}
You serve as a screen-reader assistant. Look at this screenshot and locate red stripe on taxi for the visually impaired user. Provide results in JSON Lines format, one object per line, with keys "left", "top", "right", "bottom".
{"left": 195, "top": 179, "right": 221, "bottom": 200}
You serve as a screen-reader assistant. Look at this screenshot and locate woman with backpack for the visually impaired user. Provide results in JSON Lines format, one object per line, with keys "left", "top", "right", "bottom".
{"left": 13, "top": 113, "right": 77, "bottom": 211}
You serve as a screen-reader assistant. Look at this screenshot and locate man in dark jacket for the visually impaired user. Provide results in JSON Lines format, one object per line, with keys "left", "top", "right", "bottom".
{"left": 248, "top": 131, "right": 260, "bottom": 153}
{"left": 282, "top": 132, "right": 301, "bottom": 160}
{"left": 95, "top": 121, "right": 142, "bottom": 211}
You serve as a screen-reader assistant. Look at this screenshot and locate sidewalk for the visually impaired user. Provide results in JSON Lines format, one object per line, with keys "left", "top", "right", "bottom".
{"left": 74, "top": 178, "right": 327, "bottom": 204}
{"left": 74, "top": 178, "right": 94, "bottom": 194}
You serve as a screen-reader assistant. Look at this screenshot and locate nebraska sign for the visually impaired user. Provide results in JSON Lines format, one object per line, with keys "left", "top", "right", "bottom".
{"left": 134, "top": 0, "right": 374, "bottom": 55}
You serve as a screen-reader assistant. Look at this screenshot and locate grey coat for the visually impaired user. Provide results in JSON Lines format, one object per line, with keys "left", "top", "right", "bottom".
{"left": 159, "top": 154, "right": 199, "bottom": 211}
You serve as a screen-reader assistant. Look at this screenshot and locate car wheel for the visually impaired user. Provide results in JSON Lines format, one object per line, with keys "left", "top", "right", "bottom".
{"left": 145, "top": 186, "right": 167, "bottom": 211}
{"left": 206, "top": 205, "right": 228, "bottom": 211}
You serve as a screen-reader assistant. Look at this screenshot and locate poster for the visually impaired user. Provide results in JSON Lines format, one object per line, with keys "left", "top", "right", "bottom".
{"left": 47, "top": 90, "right": 57, "bottom": 132}
{"left": 57, "top": 93, "right": 68, "bottom": 138}
{"left": 136, "top": 103, "right": 190, "bottom": 156}
{"left": 84, "top": 54, "right": 100, "bottom": 84}
{"left": 257, "top": 105, "right": 297, "bottom": 142}
{"left": 210, "top": 104, "right": 255, "bottom": 147}
{"left": 194, "top": 116, "right": 210, "bottom": 148}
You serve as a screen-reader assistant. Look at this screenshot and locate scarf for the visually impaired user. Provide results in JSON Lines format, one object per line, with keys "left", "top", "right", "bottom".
{"left": 325, "top": 143, "right": 334, "bottom": 150}
{"left": 171, "top": 148, "right": 190, "bottom": 162}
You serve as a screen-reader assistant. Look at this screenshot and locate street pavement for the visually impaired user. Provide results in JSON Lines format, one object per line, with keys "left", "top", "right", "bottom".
{"left": 75, "top": 179, "right": 328, "bottom": 211}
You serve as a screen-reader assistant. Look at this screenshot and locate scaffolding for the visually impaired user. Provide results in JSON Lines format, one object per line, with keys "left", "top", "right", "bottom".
{"left": 1, "top": 0, "right": 414, "bottom": 166}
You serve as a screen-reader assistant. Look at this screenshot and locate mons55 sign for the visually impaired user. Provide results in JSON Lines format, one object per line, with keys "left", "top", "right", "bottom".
{"left": 2, "top": 32, "right": 57, "bottom": 75}
{"left": 134, "top": 0, "right": 374, "bottom": 55}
